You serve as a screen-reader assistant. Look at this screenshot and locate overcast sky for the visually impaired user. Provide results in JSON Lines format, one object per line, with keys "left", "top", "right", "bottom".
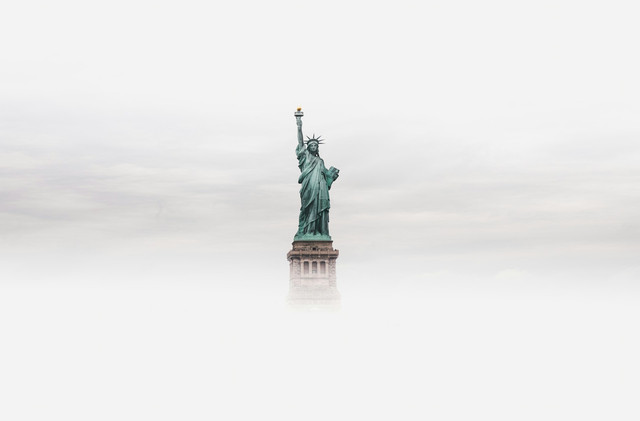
{"left": 2, "top": 2, "right": 640, "bottom": 420}
{"left": 2, "top": 0, "right": 639, "bottom": 285}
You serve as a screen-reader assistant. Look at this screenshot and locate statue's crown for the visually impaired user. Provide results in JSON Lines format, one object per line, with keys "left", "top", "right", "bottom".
{"left": 305, "top": 134, "right": 324, "bottom": 144}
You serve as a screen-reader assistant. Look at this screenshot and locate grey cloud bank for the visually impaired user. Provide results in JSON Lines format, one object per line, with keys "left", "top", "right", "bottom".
{"left": 2, "top": 100, "right": 638, "bottom": 284}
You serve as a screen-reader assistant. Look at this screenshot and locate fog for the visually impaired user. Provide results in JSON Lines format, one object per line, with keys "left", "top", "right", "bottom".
{"left": 2, "top": 277, "right": 639, "bottom": 420}
{"left": 2, "top": 0, "right": 640, "bottom": 419}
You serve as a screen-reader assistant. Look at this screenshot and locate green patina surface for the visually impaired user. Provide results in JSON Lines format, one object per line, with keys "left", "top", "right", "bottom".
{"left": 294, "top": 109, "right": 339, "bottom": 242}
{"left": 293, "top": 233, "right": 332, "bottom": 242}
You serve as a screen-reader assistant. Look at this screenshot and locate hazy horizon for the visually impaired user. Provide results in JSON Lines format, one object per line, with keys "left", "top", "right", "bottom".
{"left": 2, "top": 0, "right": 639, "bottom": 419}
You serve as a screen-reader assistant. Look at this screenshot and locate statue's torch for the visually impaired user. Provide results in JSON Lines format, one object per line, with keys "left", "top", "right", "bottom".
{"left": 294, "top": 107, "right": 303, "bottom": 126}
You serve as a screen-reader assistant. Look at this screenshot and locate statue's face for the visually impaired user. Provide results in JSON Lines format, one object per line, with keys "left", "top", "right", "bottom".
{"left": 308, "top": 142, "right": 318, "bottom": 153}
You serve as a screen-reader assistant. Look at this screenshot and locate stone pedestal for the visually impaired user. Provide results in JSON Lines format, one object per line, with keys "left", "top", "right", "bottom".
{"left": 286, "top": 241, "right": 340, "bottom": 309}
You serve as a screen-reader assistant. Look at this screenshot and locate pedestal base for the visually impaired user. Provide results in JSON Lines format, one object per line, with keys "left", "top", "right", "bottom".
{"left": 286, "top": 241, "right": 340, "bottom": 309}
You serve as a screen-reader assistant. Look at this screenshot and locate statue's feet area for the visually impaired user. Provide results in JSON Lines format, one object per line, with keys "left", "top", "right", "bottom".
{"left": 294, "top": 233, "right": 332, "bottom": 241}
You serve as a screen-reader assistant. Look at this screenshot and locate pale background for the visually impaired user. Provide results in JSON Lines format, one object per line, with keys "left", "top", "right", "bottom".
{"left": 1, "top": 0, "right": 639, "bottom": 419}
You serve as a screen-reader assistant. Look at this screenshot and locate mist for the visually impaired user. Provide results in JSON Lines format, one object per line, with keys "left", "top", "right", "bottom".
{"left": 2, "top": 0, "right": 640, "bottom": 419}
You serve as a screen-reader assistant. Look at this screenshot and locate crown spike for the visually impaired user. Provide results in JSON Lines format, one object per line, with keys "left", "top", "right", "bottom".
{"left": 304, "top": 133, "right": 326, "bottom": 145}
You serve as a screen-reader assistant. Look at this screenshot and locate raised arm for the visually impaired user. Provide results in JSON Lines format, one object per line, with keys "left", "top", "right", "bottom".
{"left": 295, "top": 108, "right": 304, "bottom": 148}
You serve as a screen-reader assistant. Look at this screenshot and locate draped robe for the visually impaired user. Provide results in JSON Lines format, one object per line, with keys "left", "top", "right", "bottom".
{"left": 296, "top": 143, "right": 335, "bottom": 238}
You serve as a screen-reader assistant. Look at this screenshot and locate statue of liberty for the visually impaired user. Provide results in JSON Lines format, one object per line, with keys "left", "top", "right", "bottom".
{"left": 294, "top": 108, "right": 340, "bottom": 241}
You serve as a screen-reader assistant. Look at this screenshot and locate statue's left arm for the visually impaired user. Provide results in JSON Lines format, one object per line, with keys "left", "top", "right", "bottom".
{"left": 325, "top": 166, "right": 340, "bottom": 189}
